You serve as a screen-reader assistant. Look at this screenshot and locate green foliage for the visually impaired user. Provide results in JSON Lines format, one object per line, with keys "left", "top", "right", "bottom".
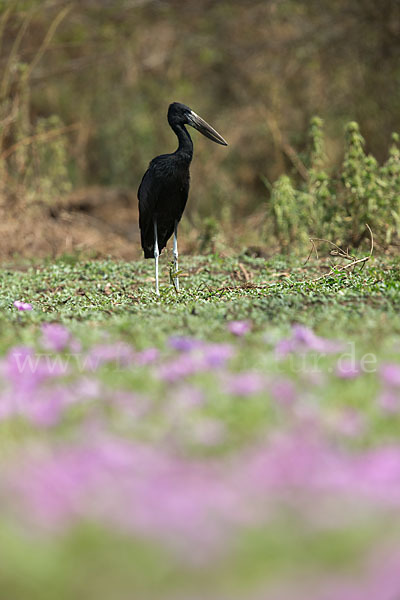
{"left": 270, "top": 175, "right": 302, "bottom": 251}
{"left": 381, "top": 133, "right": 400, "bottom": 243}
{"left": 309, "top": 116, "right": 326, "bottom": 171}
{"left": 267, "top": 118, "right": 400, "bottom": 251}
{"left": 341, "top": 122, "right": 380, "bottom": 245}
{"left": 307, "top": 117, "right": 331, "bottom": 225}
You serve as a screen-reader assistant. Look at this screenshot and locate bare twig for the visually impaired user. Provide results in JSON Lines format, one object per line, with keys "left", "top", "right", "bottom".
{"left": 301, "top": 224, "right": 374, "bottom": 283}
{"left": 238, "top": 262, "right": 250, "bottom": 282}
{"left": 359, "top": 223, "right": 374, "bottom": 271}
{"left": 308, "top": 255, "right": 370, "bottom": 283}
{"left": 306, "top": 237, "right": 356, "bottom": 261}
{"left": 366, "top": 223, "right": 374, "bottom": 257}
{"left": 303, "top": 238, "right": 318, "bottom": 265}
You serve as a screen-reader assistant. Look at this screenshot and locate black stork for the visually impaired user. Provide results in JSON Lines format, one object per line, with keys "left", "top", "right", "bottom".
{"left": 138, "top": 102, "right": 228, "bottom": 295}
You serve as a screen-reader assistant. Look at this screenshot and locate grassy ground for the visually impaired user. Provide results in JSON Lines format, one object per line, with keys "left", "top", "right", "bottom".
{"left": 1, "top": 253, "right": 399, "bottom": 341}
{"left": 0, "top": 253, "right": 400, "bottom": 600}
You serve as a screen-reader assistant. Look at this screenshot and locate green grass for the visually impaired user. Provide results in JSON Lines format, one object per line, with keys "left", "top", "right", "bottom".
{"left": 0, "top": 253, "right": 400, "bottom": 600}
{"left": 1, "top": 253, "right": 399, "bottom": 452}
{"left": 1, "top": 253, "right": 399, "bottom": 348}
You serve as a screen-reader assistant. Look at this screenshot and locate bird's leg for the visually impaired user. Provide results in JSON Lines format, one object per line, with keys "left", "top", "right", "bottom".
{"left": 173, "top": 221, "right": 179, "bottom": 292}
{"left": 154, "top": 219, "right": 160, "bottom": 296}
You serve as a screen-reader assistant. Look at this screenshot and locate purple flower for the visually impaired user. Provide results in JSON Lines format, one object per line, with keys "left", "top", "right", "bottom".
{"left": 276, "top": 325, "right": 343, "bottom": 357}
{"left": 336, "top": 359, "right": 362, "bottom": 379}
{"left": 13, "top": 300, "right": 32, "bottom": 311}
{"left": 293, "top": 324, "right": 343, "bottom": 353}
{"left": 9, "top": 438, "right": 246, "bottom": 559}
{"left": 333, "top": 408, "right": 366, "bottom": 438}
{"left": 158, "top": 343, "right": 234, "bottom": 382}
{"left": 379, "top": 389, "right": 399, "bottom": 414}
{"left": 87, "top": 343, "right": 135, "bottom": 369}
{"left": 41, "top": 324, "right": 71, "bottom": 352}
{"left": 202, "top": 343, "right": 235, "bottom": 368}
{"left": 269, "top": 378, "right": 297, "bottom": 405}
{"left": 223, "top": 372, "right": 264, "bottom": 396}
{"left": 227, "top": 320, "right": 251, "bottom": 336}
{"left": 3, "top": 346, "right": 68, "bottom": 391}
{"left": 158, "top": 354, "right": 200, "bottom": 382}
{"left": 168, "top": 336, "right": 203, "bottom": 352}
{"left": 274, "top": 338, "right": 297, "bottom": 356}
{"left": 24, "top": 387, "right": 66, "bottom": 427}
{"left": 135, "top": 347, "right": 159, "bottom": 365}
{"left": 380, "top": 364, "right": 400, "bottom": 387}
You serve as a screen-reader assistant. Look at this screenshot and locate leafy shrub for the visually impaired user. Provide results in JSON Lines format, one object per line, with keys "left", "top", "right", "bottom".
{"left": 270, "top": 175, "right": 303, "bottom": 251}
{"left": 267, "top": 118, "right": 400, "bottom": 252}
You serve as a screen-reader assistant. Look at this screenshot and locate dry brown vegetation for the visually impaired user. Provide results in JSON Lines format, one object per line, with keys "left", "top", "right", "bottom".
{"left": 0, "top": 0, "right": 399, "bottom": 259}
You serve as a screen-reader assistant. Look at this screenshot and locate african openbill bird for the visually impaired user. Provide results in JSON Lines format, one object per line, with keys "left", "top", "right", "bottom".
{"left": 138, "top": 102, "right": 228, "bottom": 295}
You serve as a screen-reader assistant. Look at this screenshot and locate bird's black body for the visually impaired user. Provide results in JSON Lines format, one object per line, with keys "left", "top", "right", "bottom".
{"left": 138, "top": 102, "right": 227, "bottom": 259}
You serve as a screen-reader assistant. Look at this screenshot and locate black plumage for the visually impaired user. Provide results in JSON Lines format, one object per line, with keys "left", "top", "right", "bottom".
{"left": 138, "top": 103, "right": 227, "bottom": 266}
{"left": 138, "top": 124, "right": 191, "bottom": 258}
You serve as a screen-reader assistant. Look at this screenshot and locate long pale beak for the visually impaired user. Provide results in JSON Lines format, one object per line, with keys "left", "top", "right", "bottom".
{"left": 187, "top": 111, "right": 228, "bottom": 146}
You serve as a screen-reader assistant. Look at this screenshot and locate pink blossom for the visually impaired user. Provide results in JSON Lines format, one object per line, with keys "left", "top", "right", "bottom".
{"left": 276, "top": 325, "right": 343, "bottom": 357}
{"left": 227, "top": 320, "right": 251, "bottom": 336}
{"left": 158, "top": 343, "right": 234, "bottom": 382}
{"left": 336, "top": 359, "right": 362, "bottom": 379}
{"left": 86, "top": 342, "right": 135, "bottom": 369}
{"left": 0, "top": 380, "right": 72, "bottom": 427}
{"left": 274, "top": 337, "right": 297, "bottom": 356}
{"left": 158, "top": 354, "right": 200, "bottom": 382}
{"left": 269, "top": 378, "right": 297, "bottom": 405}
{"left": 23, "top": 387, "right": 66, "bottom": 427}
{"left": 202, "top": 343, "right": 235, "bottom": 368}
{"left": 135, "top": 347, "right": 159, "bottom": 365}
{"left": 9, "top": 438, "right": 246, "bottom": 558}
{"left": 333, "top": 408, "right": 366, "bottom": 438}
{"left": 379, "top": 389, "right": 399, "bottom": 414}
{"left": 13, "top": 300, "right": 32, "bottom": 311}
{"left": 4, "top": 346, "right": 68, "bottom": 391}
{"left": 380, "top": 363, "right": 400, "bottom": 387}
{"left": 41, "top": 323, "right": 71, "bottom": 352}
{"left": 168, "top": 336, "right": 204, "bottom": 352}
{"left": 223, "top": 372, "right": 265, "bottom": 396}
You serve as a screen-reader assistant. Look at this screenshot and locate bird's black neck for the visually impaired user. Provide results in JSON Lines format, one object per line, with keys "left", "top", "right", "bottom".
{"left": 172, "top": 123, "right": 193, "bottom": 163}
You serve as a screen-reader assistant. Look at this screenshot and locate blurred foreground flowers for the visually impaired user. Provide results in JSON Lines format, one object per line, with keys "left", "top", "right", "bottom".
{"left": 0, "top": 323, "right": 400, "bottom": 599}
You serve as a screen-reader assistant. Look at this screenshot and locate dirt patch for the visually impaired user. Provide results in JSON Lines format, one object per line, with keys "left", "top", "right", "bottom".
{"left": 0, "top": 187, "right": 142, "bottom": 261}
{"left": 0, "top": 186, "right": 270, "bottom": 263}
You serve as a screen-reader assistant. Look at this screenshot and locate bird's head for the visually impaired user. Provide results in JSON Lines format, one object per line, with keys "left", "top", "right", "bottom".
{"left": 168, "top": 102, "right": 228, "bottom": 146}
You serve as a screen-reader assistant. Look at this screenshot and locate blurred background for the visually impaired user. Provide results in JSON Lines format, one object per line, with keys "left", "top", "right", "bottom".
{"left": 1, "top": 0, "right": 400, "bottom": 259}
